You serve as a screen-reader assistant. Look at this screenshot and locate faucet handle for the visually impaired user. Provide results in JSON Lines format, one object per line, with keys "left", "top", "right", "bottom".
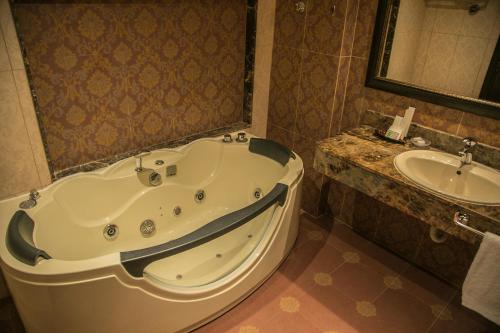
{"left": 462, "top": 137, "right": 477, "bottom": 148}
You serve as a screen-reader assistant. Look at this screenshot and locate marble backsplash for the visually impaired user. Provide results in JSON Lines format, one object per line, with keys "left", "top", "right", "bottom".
{"left": 361, "top": 109, "right": 500, "bottom": 170}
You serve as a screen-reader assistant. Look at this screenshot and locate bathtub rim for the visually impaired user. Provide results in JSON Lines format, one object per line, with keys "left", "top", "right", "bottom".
{"left": 0, "top": 170, "right": 303, "bottom": 299}
{"left": 0, "top": 132, "right": 303, "bottom": 288}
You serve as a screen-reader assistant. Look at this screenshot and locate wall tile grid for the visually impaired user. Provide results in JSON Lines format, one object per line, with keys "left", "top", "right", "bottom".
{"left": 14, "top": 1, "right": 247, "bottom": 172}
{"left": 386, "top": 0, "right": 500, "bottom": 99}
{"left": 0, "top": 0, "right": 51, "bottom": 201}
{"left": 413, "top": 2, "right": 500, "bottom": 98}
{"left": 267, "top": 0, "right": 363, "bottom": 216}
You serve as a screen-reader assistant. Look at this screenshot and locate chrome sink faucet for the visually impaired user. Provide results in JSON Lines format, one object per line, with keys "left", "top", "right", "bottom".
{"left": 458, "top": 137, "right": 477, "bottom": 168}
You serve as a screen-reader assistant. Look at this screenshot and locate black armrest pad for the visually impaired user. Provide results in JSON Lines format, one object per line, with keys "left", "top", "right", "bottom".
{"left": 6, "top": 210, "right": 51, "bottom": 266}
{"left": 248, "top": 138, "right": 294, "bottom": 166}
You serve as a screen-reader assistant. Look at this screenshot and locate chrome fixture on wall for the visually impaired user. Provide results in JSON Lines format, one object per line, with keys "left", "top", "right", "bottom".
{"left": 295, "top": 1, "right": 305, "bottom": 13}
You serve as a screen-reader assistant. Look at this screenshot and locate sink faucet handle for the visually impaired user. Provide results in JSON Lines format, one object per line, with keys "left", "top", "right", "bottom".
{"left": 462, "top": 137, "right": 477, "bottom": 148}
{"left": 134, "top": 151, "right": 151, "bottom": 172}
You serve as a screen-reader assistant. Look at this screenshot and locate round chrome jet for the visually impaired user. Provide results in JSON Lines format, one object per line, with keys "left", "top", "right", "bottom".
{"left": 140, "top": 219, "right": 156, "bottom": 237}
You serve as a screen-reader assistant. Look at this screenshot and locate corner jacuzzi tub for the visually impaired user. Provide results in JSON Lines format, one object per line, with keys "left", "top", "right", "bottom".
{"left": 0, "top": 132, "right": 303, "bottom": 333}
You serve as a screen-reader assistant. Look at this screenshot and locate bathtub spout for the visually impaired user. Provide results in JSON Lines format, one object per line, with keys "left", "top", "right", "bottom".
{"left": 137, "top": 169, "right": 162, "bottom": 187}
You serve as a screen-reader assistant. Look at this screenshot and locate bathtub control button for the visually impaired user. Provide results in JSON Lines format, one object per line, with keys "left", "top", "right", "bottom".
{"left": 103, "top": 224, "right": 119, "bottom": 241}
{"left": 140, "top": 219, "right": 156, "bottom": 237}
{"left": 236, "top": 132, "right": 248, "bottom": 143}
{"left": 222, "top": 134, "right": 233, "bottom": 143}
{"left": 155, "top": 160, "right": 164, "bottom": 165}
{"left": 195, "top": 190, "right": 206, "bottom": 203}
{"left": 166, "top": 164, "right": 177, "bottom": 177}
{"left": 254, "top": 188, "right": 262, "bottom": 200}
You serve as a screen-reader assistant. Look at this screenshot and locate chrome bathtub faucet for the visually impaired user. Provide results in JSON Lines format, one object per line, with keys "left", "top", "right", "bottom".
{"left": 134, "top": 151, "right": 162, "bottom": 186}
{"left": 458, "top": 137, "right": 477, "bottom": 168}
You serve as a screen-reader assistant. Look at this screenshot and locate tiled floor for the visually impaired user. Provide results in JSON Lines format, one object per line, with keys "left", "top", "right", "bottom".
{"left": 0, "top": 214, "right": 497, "bottom": 333}
{"left": 195, "top": 214, "right": 498, "bottom": 333}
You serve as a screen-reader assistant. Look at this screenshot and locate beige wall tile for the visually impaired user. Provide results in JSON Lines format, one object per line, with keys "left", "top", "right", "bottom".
{"left": 12, "top": 69, "right": 51, "bottom": 186}
{"left": 421, "top": 7, "right": 437, "bottom": 32}
{"left": 251, "top": 0, "right": 276, "bottom": 138}
{"left": 433, "top": 8, "right": 464, "bottom": 34}
{"left": 0, "top": 29, "right": 10, "bottom": 71}
{"left": 0, "top": 71, "right": 40, "bottom": 199}
{"left": 446, "top": 36, "right": 488, "bottom": 96}
{"left": 460, "top": 0, "right": 499, "bottom": 38}
{"left": 412, "top": 30, "right": 431, "bottom": 84}
{"left": 388, "top": 31, "right": 420, "bottom": 82}
{"left": 0, "top": 0, "right": 24, "bottom": 70}
{"left": 420, "top": 33, "right": 458, "bottom": 91}
{"left": 396, "top": 0, "right": 426, "bottom": 34}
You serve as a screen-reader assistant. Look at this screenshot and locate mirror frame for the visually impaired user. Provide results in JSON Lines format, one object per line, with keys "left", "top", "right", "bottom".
{"left": 366, "top": 0, "right": 500, "bottom": 120}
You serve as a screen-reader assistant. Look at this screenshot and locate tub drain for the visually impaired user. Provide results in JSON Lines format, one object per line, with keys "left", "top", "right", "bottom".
{"left": 216, "top": 253, "right": 222, "bottom": 258}
{"left": 103, "top": 224, "right": 119, "bottom": 241}
{"left": 176, "top": 274, "right": 183, "bottom": 280}
{"left": 173, "top": 206, "right": 182, "bottom": 216}
{"left": 140, "top": 219, "right": 156, "bottom": 237}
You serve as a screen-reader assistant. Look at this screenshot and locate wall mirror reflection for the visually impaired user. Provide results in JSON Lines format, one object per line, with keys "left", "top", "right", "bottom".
{"left": 368, "top": 0, "right": 500, "bottom": 118}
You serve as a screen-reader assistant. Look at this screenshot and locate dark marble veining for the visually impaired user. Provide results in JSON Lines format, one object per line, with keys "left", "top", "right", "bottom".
{"left": 361, "top": 110, "right": 500, "bottom": 169}
{"left": 314, "top": 126, "right": 500, "bottom": 244}
{"left": 54, "top": 123, "right": 250, "bottom": 180}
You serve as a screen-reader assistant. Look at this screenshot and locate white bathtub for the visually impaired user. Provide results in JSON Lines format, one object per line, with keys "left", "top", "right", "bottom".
{"left": 0, "top": 132, "right": 303, "bottom": 333}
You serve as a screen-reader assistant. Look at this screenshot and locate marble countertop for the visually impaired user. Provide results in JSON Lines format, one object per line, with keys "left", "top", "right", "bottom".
{"left": 314, "top": 126, "right": 499, "bottom": 243}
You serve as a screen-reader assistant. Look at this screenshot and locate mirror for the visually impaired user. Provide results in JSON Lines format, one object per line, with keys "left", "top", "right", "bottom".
{"left": 367, "top": 0, "right": 500, "bottom": 119}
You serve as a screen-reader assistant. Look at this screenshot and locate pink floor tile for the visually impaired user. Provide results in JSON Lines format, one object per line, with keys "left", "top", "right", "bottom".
{"left": 372, "top": 289, "right": 440, "bottom": 333}
{"left": 398, "top": 265, "right": 457, "bottom": 307}
{"left": 326, "top": 224, "right": 409, "bottom": 276}
{"left": 192, "top": 215, "right": 499, "bottom": 333}
{"left": 298, "top": 284, "right": 361, "bottom": 333}
{"left": 330, "top": 261, "right": 387, "bottom": 302}
{"left": 279, "top": 242, "right": 345, "bottom": 289}
{"left": 427, "top": 294, "right": 499, "bottom": 333}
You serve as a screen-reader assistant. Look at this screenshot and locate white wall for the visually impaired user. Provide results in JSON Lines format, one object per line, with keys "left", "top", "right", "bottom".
{"left": 387, "top": 0, "right": 500, "bottom": 99}
{"left": 414, "top": 0, "right": 500, "bottom": 97}
{"left": 387, "top": 0, "right": 427, "bottom": 82}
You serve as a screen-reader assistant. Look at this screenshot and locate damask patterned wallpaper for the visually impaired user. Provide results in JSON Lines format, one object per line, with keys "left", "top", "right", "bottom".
{"left": 14, "top": 1, "right": 246, "bottom": 171}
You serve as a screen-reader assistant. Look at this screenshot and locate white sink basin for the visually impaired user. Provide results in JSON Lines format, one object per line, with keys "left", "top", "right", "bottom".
{"left": 394, "top": 150, "right": 500, "bottom": 205}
